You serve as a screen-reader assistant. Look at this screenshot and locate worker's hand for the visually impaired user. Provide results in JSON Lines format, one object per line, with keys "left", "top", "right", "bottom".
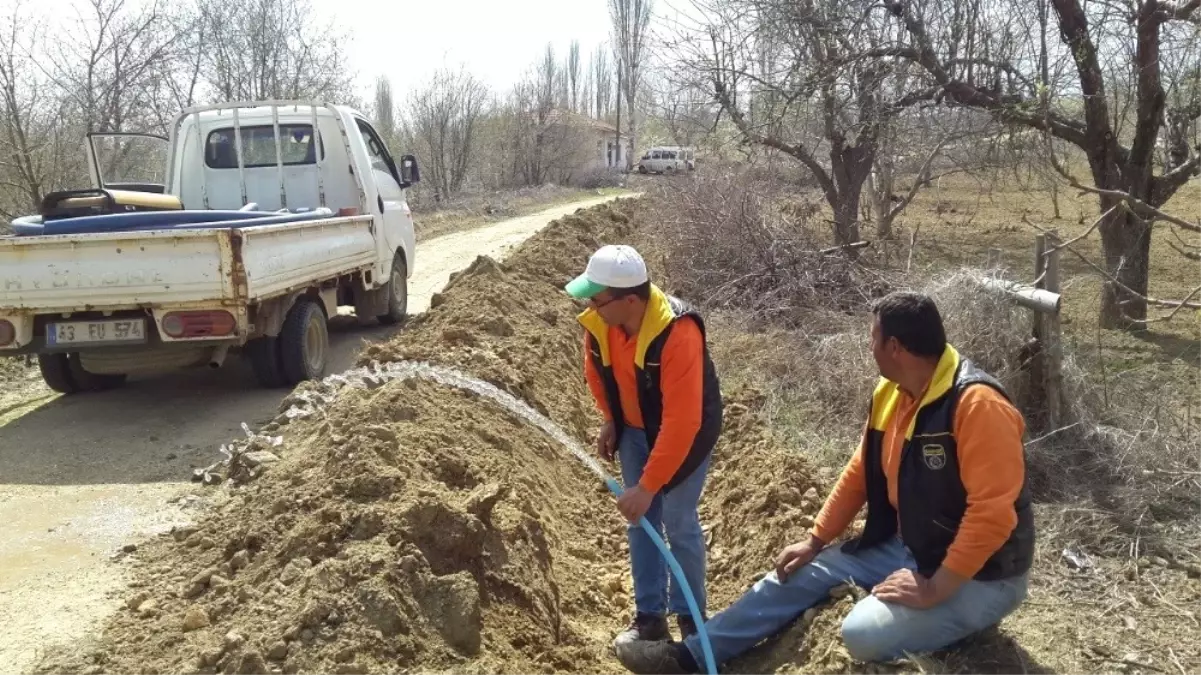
{"left": 871, "top": 569, "right": 939, "bottom": 609}
{"left": 873, "top": 566, "right": 965, "bottom": 609}
{"left": 774, "top": 534, "right": 824, "bottom": 582}
{"left": 616, "top": 484, "right": 655, "bottom": 523}
{"left": 597, "top": 421, "right": 617, "bottom": 462}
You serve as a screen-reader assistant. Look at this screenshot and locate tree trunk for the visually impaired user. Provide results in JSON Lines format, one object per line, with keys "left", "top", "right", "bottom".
{"left": 1097, "top": 205, "right": 1152, "bottom": 329}
{"left": 626, "top": 111, "right": 636, "bottom": 171}
{"left": 832, "top": 191, "right": 862, "bottom": 251}
{"left": 871, "top": 161, "right": 896, "bottom": 239}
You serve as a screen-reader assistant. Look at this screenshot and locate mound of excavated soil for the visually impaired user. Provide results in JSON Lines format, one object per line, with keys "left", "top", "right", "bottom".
{"left": 39, "top": 199, "right": 846, "bottom": 675}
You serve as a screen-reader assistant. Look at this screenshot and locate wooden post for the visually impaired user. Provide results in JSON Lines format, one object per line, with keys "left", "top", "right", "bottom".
{"left": 1043, "top": 232, "right": 1068, "bottom": 427}
{"left": 1030, "top": 235, "right": 1049, "bottom": 422}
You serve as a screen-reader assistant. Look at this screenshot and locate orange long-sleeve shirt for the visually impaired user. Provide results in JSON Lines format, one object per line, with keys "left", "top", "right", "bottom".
{"left": 811, "top": 383, "right": 1027, "bottom": 579}
{"left": 584, "top": 318, "right": 705, "bottom": 493}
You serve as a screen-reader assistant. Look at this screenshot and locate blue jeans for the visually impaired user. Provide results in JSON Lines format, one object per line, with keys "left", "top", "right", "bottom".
{"left": 618, "top": 427, "right": 710, "bottom": 618}
{"left": 683, "top": 535, "right": 1028, "bottom": 665}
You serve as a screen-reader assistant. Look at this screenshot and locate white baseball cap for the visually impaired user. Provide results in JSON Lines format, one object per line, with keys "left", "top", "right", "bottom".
{"left": 565, "top": 244, "right": 649, "bottom": 299}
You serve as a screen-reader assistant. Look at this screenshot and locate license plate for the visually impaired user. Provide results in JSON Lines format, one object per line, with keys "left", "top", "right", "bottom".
{"left": 47, "top": 319, "right": 146, "bottom": 346}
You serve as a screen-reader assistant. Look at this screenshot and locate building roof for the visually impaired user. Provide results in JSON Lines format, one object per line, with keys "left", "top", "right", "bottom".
{"left": 546, "top": 108, "right": 626, "bottom": 136}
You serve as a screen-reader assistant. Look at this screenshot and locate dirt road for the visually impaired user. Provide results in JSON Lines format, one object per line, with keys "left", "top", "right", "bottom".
{"left": 0, "top": 193, "right": 626, "bottom": 672}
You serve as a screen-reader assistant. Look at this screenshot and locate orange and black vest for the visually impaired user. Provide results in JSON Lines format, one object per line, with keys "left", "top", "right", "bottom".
{"left": 579, "top": 286, "right": 723, "bottom": 491}
{"left": 842, "top": 345, "right": 1035, "bottom": 580}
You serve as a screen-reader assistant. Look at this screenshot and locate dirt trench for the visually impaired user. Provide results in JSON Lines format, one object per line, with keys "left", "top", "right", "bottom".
{"left": 34, "top": 199, "right": 834, "bottom": 675}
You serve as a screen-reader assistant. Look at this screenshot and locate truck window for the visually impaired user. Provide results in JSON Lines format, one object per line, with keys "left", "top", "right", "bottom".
{"left": 205, "top": 125, "right": 323, "bottom": 169}
{"left": 355, "top": 119, "right": 401, "bottom": 185}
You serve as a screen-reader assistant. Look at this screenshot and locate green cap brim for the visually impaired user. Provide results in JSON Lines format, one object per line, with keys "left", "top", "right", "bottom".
{"left": 565, "top": 274, "right": 606, "bottom": 299}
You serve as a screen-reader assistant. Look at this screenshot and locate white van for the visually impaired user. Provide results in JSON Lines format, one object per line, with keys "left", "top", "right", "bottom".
{"left": 637, "top": 146, "right": 695, "bottom": 174}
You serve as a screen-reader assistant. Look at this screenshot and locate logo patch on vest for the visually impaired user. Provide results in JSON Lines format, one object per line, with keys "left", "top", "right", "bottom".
{"left": 922, "top": 443, "right": 947, "bottom": 470}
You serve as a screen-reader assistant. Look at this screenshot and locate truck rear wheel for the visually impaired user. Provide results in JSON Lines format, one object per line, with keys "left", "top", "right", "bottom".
{"left": 245, "top": 337, "right": 288, "bottom": 388}
{"left": 279, "top": 299, "right": 328, "bottom": 385}
{"left": 38, "top": 353, "right": 79, "bottom": 394}
{"left": 37, "top": 352, "right": 125, "bottom": 394}
{"left": 377, "top": 255, "right": 408, "bottom": 326}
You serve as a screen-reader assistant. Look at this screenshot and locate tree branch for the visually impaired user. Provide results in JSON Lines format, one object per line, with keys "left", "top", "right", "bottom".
{"left": 871, "top": 6, "right": 1091, "bottom": 147}
{"left": 1024, "top": 215, "right": 1201, "bottom": 312}
{"left": 1159, "top": 0, "right": 1201, "bottom": 22}
{"left": 712, "top": 76, "right": 835, "bottom": 195}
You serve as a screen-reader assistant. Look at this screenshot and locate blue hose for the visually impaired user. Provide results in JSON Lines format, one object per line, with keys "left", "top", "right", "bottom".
{"left": 604, "top": 476, "right": 718, "bottom": 675}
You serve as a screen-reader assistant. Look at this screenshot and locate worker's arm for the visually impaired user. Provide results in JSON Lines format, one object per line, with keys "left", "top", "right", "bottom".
{"left": 583, "top": 332, "right": 613, "bottom": 422}
{"left": 939, "top": 384, "right": 1027, "bottom": 580}
{"left": 637, "top": 318, "right": 705, "bottom": 493}
{"left": 810, "top": 436, "right": 868, "bottom": 544}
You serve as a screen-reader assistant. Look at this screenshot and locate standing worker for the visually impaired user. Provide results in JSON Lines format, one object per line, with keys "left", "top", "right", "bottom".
{"left": 565, "top": 244, "right": 724, "bottom": 647}
{"left": 614, "top": 291, "right": 1034, "bottom": 673}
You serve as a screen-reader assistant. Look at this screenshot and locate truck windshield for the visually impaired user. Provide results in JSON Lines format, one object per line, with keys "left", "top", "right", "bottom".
{"left": 205, "top": 124, "right": 324, "bottom": 169}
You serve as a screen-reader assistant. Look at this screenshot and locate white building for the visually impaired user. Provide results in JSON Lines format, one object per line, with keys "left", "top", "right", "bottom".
{"left": 545, "top": 109, "right": 629, "bottom": 177}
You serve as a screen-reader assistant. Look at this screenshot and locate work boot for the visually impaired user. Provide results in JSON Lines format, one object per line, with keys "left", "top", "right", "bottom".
{"left": 615, "top": 640, "right": 699, "bottom": 674}
{"left": 676, "top": 614, "right": 700, "bottom": 640}
{"left": 613, "top": 612, "right": 671, "bottom": 647}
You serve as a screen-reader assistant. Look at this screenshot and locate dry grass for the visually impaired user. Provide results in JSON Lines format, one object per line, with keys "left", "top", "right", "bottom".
{"left": 640, "top": 166, "right": 893, "bottom": 326}
{"left": 0, "top": 354, "right": 32, "bottom": 385}
{"left": 702, "top": 268, "right": 1034, "bottom": 469}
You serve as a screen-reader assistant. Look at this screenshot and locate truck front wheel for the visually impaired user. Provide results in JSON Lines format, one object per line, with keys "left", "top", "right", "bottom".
{"left": 377, "top": 255, "right": 408, "bottom": 326}
{"left": 279, "top": 299, "right": 328, "bottom": 385}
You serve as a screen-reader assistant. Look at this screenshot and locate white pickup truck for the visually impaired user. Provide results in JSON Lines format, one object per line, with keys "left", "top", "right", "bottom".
{"left": 0, "top": 100, "right": 420, "bottom": 393}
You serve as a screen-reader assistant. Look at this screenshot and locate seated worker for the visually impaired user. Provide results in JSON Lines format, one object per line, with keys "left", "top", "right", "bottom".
{"left": 614, "top": 291, "right": 1034, "bottom": 673}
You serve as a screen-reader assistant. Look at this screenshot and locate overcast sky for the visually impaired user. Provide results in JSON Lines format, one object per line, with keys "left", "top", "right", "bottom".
{"left": 313, "top": 0, "right": 617, "bottom": 103}
{"left": 25, "top": 0, "right": 707, "bottom": 110}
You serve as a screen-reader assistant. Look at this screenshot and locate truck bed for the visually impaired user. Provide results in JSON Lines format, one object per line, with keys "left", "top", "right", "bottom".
{"left": 0, "top": 215, "right": 378, "bottom": 313}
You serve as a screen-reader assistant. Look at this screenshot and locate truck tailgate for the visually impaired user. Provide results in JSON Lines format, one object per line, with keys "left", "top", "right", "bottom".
{"left": 0, "top": 229, "right": 235, "bottom": 312}
{"left": 239, "top": 216, "right": 378, "bottom": 301}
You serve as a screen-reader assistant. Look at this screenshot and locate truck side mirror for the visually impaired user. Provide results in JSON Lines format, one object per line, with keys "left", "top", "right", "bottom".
{"left": 399, "top": 155, "right": 420, "bottom": 187}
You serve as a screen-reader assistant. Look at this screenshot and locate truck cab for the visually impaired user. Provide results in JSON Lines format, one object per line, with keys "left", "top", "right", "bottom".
{"left": 103, "top": 102, "right": 419, "bottom": 288}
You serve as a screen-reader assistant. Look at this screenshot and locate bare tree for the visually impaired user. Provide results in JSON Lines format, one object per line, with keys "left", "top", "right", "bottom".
{"left": 865, "top": 106, "right": 996, "bottom": 239}
{"left": 407, "top": 67, "right": 491, "bottom": 200}
{"left": 374, "top": 76, "right": 396, "bottom": 141}
{"left": 196, "top": 0, "right": 354, "bottom": 102}
{"left": 0, "top": 2, "right": 82, "bottom": 219}
{"left": 567, "top": 40, "right": 582, "bottom": 114}
{"left": 611, "top": 0, "right": 654, "bottom": 168}
{"left": 653, "top": 74, "right": 717, "bottom": 147}
{"left": 869, "top": 0, "right": 1201, "bottom": 329}
{"left": 144, "top": 3, "right": 205, "bottom": 130}
{"left": 582, "top": 64, "right": 595, "bottom": 120}
{"left": 676, "top": 0, "right": 936, "bottom": 248}
{"left": 593, "top": 45, "right": 614, "bottom": 119}
{"left": 43, "top": 0, "right": 185, "bottom": 134}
